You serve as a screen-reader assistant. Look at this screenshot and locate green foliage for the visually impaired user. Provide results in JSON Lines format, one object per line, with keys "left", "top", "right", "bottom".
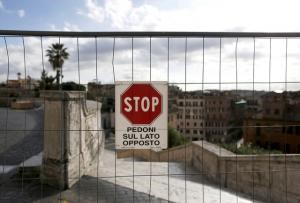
{"left": 61, "top": 82, "right": 86, "bottom": 91}
{"left": 39, "top": 70, "right": 85, "bottom": 91}
{"left": 39, "top": 70, "right": 56, "bottom": 90}
{"left": 168, "top": 126, "right": 189, "bottom": 148}
{"left": 220, "top": 143, "right": 282, "bottom": 155}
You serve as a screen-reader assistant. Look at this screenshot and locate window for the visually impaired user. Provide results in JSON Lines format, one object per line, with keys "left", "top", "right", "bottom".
{"left": 193, "top": 130, "right": 197, "bottom": 134}
{"left": 194, "top": 122, "right": 197, "bottom": 127}
{"left": 256, "top": 123, "right": 261, "bottom": 137}
{"left": 287, "top": 126, "right": 293, "bottom": 134}
{"left": 274, "top": 109, "right": 280, "bottom": 115}
{"left": 296, "top": 126, "right": 300, "bottom": 135}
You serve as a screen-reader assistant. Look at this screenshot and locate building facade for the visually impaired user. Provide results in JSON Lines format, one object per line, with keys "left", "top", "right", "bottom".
{"left": 168, "top": 91, "right": 235, "bottom": 142}
{"left": 243, "top": 92, "right": 300, "bottom": 153}
{"left": 175, "top": 95, "right": 205, "bottom": 140}
{"left": 204, "top": 94, "right": 233, "bottom": 142}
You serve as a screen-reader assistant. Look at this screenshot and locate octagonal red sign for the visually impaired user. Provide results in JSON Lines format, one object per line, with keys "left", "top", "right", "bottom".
{"left": 121, "top": 83, "right": 162, "bottom": 124}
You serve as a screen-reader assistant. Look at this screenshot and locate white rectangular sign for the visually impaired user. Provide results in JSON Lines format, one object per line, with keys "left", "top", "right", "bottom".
{"left": 115, "top": 81, "right": 168, "bottom": 149}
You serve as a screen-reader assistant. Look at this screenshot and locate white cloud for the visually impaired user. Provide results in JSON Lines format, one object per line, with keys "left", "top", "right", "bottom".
{"left": 78, "top": 0, "right": 105, "bottom": 23}
{"left": 0, "top": 1, "right": 3, "bottom": 9}
{"left": 78, "top": 0, "right": 300, "bottom": 32}
{"left": 17, "top": 9, "right": 25, "bottom": 18}
{"left": 105, "top": 0, "right": 132, "bottom": 28}
{"left": 2, "top": 0, "right": 300, "bottom": 90}
{"left": 79, "top": 0, "right": 161, "bottom": 30}
{"left": 2, "top": 36, "right": 300, "bottom": 91}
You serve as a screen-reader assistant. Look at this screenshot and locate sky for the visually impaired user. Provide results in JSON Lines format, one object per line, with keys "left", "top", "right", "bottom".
{"left": 1, "top": 0, "right": 300, "bottom": 91}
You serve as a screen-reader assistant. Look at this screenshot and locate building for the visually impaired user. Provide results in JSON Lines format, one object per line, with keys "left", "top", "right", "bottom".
{"left": 7, "top": 80, "right": 21, "bottom": 88}
{"left": 175, "top": 95, "right": 205, "bottom": 140}
{"left": 168, "top": 90, "right": 235, "bottom": 142}
{"left": 6, "top": 76, "right": 38, "bottom": 89}
{"left": 244, "top": 119, "right": 300, "bottom": 153}
{"left": 204, "top": 93, "right": 234, "bottom": 142}
{"left": 87, "top": 82, "right": 114, "bottom": 100}
{"left": 243, "top": 91, "right": 300, "bottom": 153}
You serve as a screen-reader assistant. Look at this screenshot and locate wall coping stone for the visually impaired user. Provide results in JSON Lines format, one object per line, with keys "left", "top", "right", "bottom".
{"left": 192, "top": 141, "right": 234, "bottom": 156}
{"left": 192, "top": 141, "right": 300, "bottom": 160}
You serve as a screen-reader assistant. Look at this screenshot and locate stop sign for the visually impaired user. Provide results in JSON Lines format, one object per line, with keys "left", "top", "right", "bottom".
{"left": 121, "top": 83, "right": 162, "bottom": 124}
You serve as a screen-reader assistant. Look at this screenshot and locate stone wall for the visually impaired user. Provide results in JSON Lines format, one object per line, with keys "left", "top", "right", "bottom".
{"left": 117, "top": 144, "right": 193, "bottom": 162}
{"left": 118, "top": 141, "right": 300, "bottom": 203}
{"left": 40, "top": 91, "right": 104, "bottom": 189}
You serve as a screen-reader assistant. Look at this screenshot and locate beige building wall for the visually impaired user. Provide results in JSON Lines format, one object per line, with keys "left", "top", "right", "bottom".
{"left": 176, "top": 95, "right": 205, "bottom": 140}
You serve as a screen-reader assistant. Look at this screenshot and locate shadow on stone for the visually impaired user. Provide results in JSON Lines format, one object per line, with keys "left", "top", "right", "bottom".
{"left": 0, "top": 175, "right": 172, "bottom": 203}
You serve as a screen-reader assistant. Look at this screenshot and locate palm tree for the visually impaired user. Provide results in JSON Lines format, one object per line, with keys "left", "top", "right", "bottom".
{"left": 46, "top": 43, "right": 69, "bottom": 88}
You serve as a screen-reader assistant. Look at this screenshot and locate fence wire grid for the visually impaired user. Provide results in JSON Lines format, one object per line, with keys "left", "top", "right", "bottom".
{"left": 0, "top": 31, "right": 300, "bottom": 203}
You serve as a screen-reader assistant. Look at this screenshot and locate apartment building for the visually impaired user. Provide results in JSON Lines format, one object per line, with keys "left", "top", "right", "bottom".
{"left": 176, "top": 95, "right": 205, "bottom": 140}
{"left": 243, "top": 91, "right": 300, "bottom": 153}
{"left": 204, "top": 94, "right": 234, "bottom": 142}
{"left": 168, "top": 91, "right": 235, "bottom": 142}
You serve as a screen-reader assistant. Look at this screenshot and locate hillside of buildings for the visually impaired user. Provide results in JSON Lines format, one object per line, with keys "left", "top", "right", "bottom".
{"left": 87, "top": 82, "right": 300, "bottom": 154}
{"left": 1, "top": 79, "right": 300, "bottom": 154}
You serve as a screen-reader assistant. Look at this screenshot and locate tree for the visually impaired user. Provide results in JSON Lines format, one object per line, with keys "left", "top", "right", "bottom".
{"left": 61, "top": 81, "right": 86, "bottom": 91}
{"left": 168, "top": 125, "right": 188, "bottom": 148}
{"left": 46, "top": 43, "right": 69, "bottom": 88}
{"left": 39, "top": 70, "right": 55, "bottom": 90}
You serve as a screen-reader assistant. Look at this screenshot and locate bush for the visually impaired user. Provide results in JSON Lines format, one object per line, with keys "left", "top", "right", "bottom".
{"left": 168, "top": 126, "right": 189, "bottom": 148}
{"left": 61, "top": 82, "right": 86, "bottom": 91}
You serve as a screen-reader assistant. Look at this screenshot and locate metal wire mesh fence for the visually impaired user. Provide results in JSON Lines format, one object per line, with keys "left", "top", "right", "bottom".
{"left": 0, "top": 31, "right": 300, "bottom": 203}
